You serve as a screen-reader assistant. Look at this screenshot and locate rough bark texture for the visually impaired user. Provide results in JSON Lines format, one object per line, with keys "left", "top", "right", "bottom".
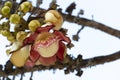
{"left": 62, "top": 14, "right": 120, "bottom": 38}
{"left": 0, "top": 50, "right": 120, "bottom": 77}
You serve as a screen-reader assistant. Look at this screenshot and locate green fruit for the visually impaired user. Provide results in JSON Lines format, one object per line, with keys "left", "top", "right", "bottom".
{"left": 4, "top": 1, "right": 12, "bottom": 8}
{"left": 1, "top": 30, "right": 10, "bottom": 37}
{"left": 10, "top": 14, "right": 21, "bottom": 24}
{"left": 7, "top": 35, "right": 15, "bottom": 42}
{"left": 19, "top": 1, "right": 33, "bottom": 13}
{"left": 1, "top": 6, "right": 10, "bottom": 15}
{"left": 28, "top": 20, "right": 41, "bottom": 32}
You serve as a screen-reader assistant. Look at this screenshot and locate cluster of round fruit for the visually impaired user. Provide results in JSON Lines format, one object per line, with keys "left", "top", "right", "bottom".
{"left": 0, "top": 1, "right": 63, "bottom": 43}
{"left": 0, "top": 1, "right": 36, "bottom": 42}
{"left": 1, "top": 1, "right": 12, "bottom": 16}
{"left": 1, "top": 1, "right": 33, "bottom": 16}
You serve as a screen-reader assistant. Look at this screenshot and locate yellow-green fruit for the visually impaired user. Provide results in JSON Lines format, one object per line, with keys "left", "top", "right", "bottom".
{"left": 1, "top": 30, "right": 10, "bottom": 37}
{"left": 4, "top": 1, "right": 12, "bottom": 8}
{"left": 16, "top": 31, "right": 27, "bottom": 42}
{"left": 19, "top": 1, "right": 33, "bottom": 13}
{"left": 1, "top": 6, "right": 10, "bottom": 15}
{"left": 10, "top": 14, "right": 20, "bottom": 24}
{"left": 28, "top": 20, "right": 41, "bottom": 32}
{"left": 7, "top": 35, "right": 15, "bottom": 42}
{"left": 10, "top": 45, "right": 30, "bottom": 67}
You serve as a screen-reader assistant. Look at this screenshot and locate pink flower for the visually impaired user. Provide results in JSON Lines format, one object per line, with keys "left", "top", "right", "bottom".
{"left": 24, "top": 25, "right": 71, "bottom": 68}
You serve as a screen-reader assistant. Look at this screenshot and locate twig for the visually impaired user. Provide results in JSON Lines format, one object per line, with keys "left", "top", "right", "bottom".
{"left": 72, "top": 25, "right": 84, "bottom": 41}
{"left": 30, "top": 71, "right": 33, "bottom": 80}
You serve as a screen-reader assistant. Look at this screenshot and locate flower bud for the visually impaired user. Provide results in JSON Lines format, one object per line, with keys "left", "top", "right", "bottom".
{"left": 4, "top": 1, "right": 12, "bottom": 8}
{"left": 7, "top": 35, "right": 15, "bottom": 42}
{"left": 28, "top": 20, "right": 41, "bottom": 32}
{"left": 19, "top": 1, "right": 33, "bottom": 13}
{"left": 45, "top": 10, "right": 63, "bottom": 30}
{"left": 1, "top": 30, "right": 10, "bottom": 37}
{"left": 16, "top": 31, "right": 27, "bottom": 42}
{"left": 1, "top": 6, "right": 10, "bottom": 15}
{"left": 9, "top": 14, "right": 20, "bottom": 24}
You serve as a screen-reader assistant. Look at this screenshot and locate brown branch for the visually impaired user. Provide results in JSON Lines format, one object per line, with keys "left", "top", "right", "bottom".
{"left": 80, "top": 50, "right": 120, "bottom": 68}
{"left": 62, "top": 14, "right": 120, "bottom": 38}
{"left": 0, "top": 50, "right": 120, "bottom": 77}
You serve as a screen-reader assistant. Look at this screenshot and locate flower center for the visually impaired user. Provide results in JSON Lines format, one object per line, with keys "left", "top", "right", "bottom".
{"left": 34, "top": 32, "right": 59, "bottom": 57}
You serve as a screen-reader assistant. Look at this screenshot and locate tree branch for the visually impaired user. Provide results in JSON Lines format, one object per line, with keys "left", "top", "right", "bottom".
{"left": 62, "top": 14, "right": 120, "bottom": 38}
{"left": 80, "top": 50, "right": 120, "bottom": 68}
{"left": 0, "top": 50, "right": 120, "bottom": 77}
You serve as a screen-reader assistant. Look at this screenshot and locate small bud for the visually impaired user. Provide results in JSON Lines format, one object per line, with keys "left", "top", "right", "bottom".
{"left": 45, "top": 10, "right": 63, "bottom": 30}
{"left": 1, "top": 6, "right": 10, "bottom": 15}
{"left": 16, "top": 31, "right": 27, "bottom": 42}
{"left": 10, "top": 14, "right": 21, "bottom": 24}
{"left": 4, "top": 1, "right": 12, "bottom": 8}
{"left": 1, "top": 30, "right": 10, "bottom": 37}
{"left": 19, "top": 1, "right": 33, "bottom": 13}
{"left": 28, "top": 20, "right": 41, "bottom": 32}
{"left": 6, "top": 49, "right": 11, "bottom": 56}
{"left": 7, "top": 35, "right": 15, "bottom": 42}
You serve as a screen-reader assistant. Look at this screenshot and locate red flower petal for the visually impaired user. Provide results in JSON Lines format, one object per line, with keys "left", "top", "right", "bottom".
{"left": 23, "top": 25, "right": 55, "bottom": 46}
{"left": 56, "top": 41, "right": 66, "bottom": 61}
{"left": 39, "top": 54, "right": 56, "bottom": 66}
{"left": 30, "top": 46, "right": 40, "bottom": 62}
{"left": 25, "top": 59, "right": 35, "bottom": 68}
{"left": 53, "top": 30, "right": 71, "bottom": 43}
{"left": 35, "top": 25, "right": 55, "bottom": 33}
{"left": 23, "top": 32, "right": 38, "bottom": 46}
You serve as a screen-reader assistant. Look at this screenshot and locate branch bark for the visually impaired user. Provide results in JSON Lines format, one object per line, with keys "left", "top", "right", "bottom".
{"left": 0, "top": 50, "right": 120, "bottom": 77}
{"left": 80, "top": 50, "right": 120, "bottom": 68}
{"left": 62, "top": 14, "right": 120, "bottom": 38}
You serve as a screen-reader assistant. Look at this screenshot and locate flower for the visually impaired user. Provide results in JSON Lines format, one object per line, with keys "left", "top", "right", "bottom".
{"left": 8, "top": 10, "right": 71, "bottom": 68}
{"left": 24, "top": 24, "right": 71, "bottom": 67}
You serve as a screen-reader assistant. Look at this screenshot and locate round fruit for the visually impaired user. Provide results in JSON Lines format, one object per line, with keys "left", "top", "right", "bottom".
{"left": 19, "top": 1, "right": 33, "bottom": 13}
{"left": 1, "top": 6, "right": 10, "bottom": 15}
{"left": 9, "top": 14, "right": 21, "bottom": 24}
{"left": 28, "top": 20, "right": 41, "bottom": 32}
{"left": 1, "top": 30, "right": 10, "bottom": 37}
{"left": 7, "top": 35, "right": 15, "bottom": 42}
{"left": 4, "top": 1, "right": 12, "bottom": 8}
